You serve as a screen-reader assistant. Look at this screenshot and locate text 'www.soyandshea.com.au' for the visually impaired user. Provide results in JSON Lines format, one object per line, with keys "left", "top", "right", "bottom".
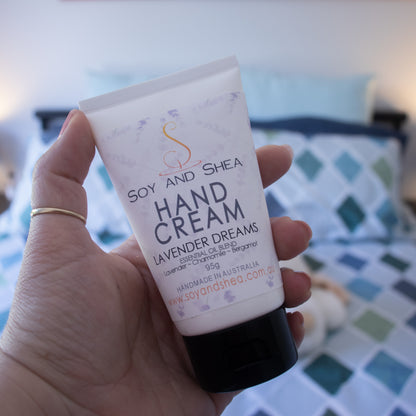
{"left": 168, "top": 262, "right": 277, "bottom": 307}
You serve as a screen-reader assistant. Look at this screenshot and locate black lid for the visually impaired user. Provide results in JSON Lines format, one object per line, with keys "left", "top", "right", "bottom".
{"left": 183, "top": 306, "right": 297, "bottom": 393}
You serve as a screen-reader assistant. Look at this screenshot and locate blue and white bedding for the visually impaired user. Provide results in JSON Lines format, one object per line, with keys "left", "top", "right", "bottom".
{"left": 224, "top": 239, "right": 416, "bottom": 416}
{"left": 224, "top": 123, "right": 416, "bottom": 416}
{"left": 0, "top": 116, "right": 415, "bottom": 416}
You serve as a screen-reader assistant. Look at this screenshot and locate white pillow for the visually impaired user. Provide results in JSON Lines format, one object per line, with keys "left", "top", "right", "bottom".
{"left": 241, "top": 69, "right": 375, "bottom": 124}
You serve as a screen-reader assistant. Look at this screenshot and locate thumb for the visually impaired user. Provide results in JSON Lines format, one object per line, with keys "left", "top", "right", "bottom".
{"left": 30, "top": 110, "right": 95, "bottom": 232}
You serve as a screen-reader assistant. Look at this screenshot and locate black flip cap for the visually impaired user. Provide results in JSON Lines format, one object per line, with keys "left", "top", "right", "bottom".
{"left": 183, "top": 306, "right": 297, "bottom": 392}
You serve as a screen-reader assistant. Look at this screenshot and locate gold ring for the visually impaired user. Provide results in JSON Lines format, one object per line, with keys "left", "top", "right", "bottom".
{"left": 30, "top": 207, "right": 86, "bottom": 224}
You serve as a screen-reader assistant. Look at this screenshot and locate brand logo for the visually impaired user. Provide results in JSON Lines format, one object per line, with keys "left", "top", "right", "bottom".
{"left": 159, "top": 121, "right": 201, "bottom": 176}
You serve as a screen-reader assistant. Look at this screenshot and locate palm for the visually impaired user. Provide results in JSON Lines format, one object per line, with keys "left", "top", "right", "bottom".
{"left": 15, "top": 224, "right": 231, "bottom": 415}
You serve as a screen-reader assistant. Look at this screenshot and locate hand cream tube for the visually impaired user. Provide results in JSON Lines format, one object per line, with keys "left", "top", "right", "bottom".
{"left": 79, "top": 56, "right": 297, "bottom": 392}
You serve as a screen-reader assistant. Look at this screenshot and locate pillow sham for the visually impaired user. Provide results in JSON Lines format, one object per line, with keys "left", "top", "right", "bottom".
{"left": 250, "top": 117, "right": 408, "bottom": 149}
{"left": 85, "top": 68, "right": 375, "bottom": 125}
{"left": 252, "top": 128, "right": 416, "bottom": 242}
{"left": 241, "top": 69, "right": 375, "bottom": 124}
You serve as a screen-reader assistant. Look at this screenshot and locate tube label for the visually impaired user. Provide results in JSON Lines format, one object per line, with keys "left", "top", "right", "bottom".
{"left": 80, "top": 58, "right": 283, "bottom": 323}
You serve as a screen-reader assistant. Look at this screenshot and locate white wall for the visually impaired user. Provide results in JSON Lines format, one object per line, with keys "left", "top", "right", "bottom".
{"left": 1, "top": 0, "right": 416, "bottom": 197}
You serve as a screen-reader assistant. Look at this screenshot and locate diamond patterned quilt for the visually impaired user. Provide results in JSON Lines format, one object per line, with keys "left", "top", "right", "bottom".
{"left": 223, "top": 240, "right": 416, "bottom": 416}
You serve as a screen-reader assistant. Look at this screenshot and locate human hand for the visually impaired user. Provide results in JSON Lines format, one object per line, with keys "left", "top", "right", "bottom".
{"left": 0, "top": 110, "right": 312, "bottom": 416}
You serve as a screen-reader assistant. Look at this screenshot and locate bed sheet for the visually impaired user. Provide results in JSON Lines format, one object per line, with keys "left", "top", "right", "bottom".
{"left": 223, "top": 240, "right": 416, "bottom": 416}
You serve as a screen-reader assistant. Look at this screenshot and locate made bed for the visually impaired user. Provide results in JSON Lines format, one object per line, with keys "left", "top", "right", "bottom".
{"left": 1, "top": 68, "right": 415, "bottom": 416}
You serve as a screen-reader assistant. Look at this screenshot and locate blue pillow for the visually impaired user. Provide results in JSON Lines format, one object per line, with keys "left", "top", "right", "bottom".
{"left": 241, "top": 70, "right": 375, "bottom": 124}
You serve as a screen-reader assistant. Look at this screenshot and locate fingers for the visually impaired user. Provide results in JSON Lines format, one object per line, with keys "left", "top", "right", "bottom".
{"left": 281, "top": 268, "right": 311, "bottom": 307}
{"left": 287, "top": 311, "right": 305, "bottom": 348}
{"left": 31, "top": 110, "right": 95, "bottom": 226}
{"left": 271, "top": 216, "right": 312, "bottom": 260}
{"left": 282, "top": 269, "right": 311, "bottom": 348}
{"left": 256, "top": 145, "right": 293, "bottom": 189}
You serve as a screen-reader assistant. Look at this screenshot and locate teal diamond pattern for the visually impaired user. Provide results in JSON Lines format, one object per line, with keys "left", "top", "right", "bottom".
{"left": 372, "top": 157, "right": 393, "bottom": 190}
{"left": 365, "top": 351, "right": 413, "bottom": 394}
{"left": 295, "top": 150, "right": 323, "bottom": 181}
{"left": 303, "top": 254, "right": 325, "bottom": 272}
{"left": 98, "top": 229, "right": 125, "bottom": 245}
{"left": 337, "top": 196, "right": 366, "bottom": 232}
{"left": 376, "top": 199, "right": 399, "bottom": 231}
{"left": 335, "top": 152, "right": 362, "bottom": 182}
{"left": 381, "top": 254, "right": 410, "bottom": 272}
{"left": 98, "top": 165, "right": 113, "bottom": 190}
{"left": 304, "top": 353, "right": 353, "bottom": 394}
{"left": 20, "top": 203, "right": 32, "bottom": 232}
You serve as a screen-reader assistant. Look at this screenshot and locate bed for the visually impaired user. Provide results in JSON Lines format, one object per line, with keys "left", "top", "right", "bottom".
{"left": 1, "top": 68, "right": 416, "bottom": 416}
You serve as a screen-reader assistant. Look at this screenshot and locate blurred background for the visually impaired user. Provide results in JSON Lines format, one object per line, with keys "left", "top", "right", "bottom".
{"left": 1, "top": 3, "right": 416, "bottom": 416}
{"left": 1, "top": 0, "right": 416, "bottom": 198}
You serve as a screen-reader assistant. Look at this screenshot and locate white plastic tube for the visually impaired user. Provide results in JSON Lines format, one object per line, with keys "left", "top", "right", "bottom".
{"left": 79, "top": 57, "right": 296, "bottom": 392}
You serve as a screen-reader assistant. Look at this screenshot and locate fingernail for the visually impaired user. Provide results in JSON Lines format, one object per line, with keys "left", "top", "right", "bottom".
{"left": 282, "top": 144, "right": 294, "bottom": 160}
{"left": 58, "top": 109, "right": 77, "bottom": 138}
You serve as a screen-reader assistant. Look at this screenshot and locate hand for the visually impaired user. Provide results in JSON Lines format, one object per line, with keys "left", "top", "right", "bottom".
{"left": 0, "top": 110, "right": 312, "bottom": 416}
